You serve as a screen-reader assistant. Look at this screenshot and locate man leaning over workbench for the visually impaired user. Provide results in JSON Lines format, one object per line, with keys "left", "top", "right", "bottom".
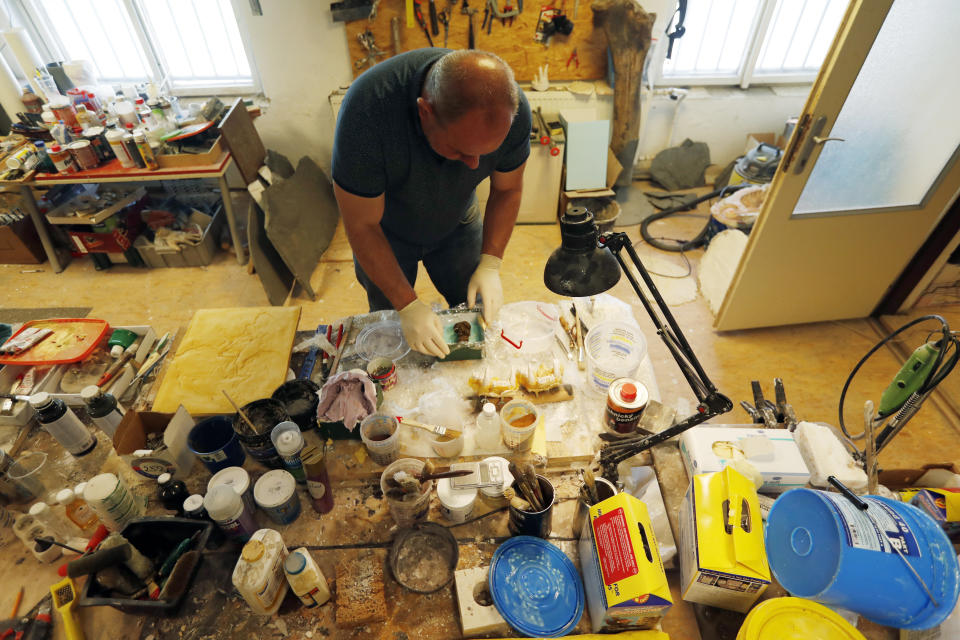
{"left": 332, "top": 48, "right": 532, "bottom": 358}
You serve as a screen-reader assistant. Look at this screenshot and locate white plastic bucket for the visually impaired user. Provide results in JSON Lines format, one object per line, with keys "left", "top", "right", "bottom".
{"left": 585, "top": 321, "right": 647, "bottom": 394}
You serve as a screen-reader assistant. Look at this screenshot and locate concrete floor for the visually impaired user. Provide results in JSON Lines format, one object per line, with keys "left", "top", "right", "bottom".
{"left": 4, "top": 201, "right": 959, "bottom": 470}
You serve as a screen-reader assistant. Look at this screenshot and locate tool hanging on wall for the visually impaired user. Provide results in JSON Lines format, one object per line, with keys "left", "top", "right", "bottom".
{"left": 438, "top": 9, "right": 450, "bottom": 47}
{"left": 354, "top": 30, "right": 387, "bottom": 69}
{"left": 428, "top": 0, "right": 440, "bottom": 35}
{"left": 566, "top": 47, "right": 579, "bottom": 69}
{"left": 391, "top": 16, "right": 403, "bottom": 55}
{"left": 461, "top": 0, "right": 478, "bottom": 48}
{"left": 485, "top": 0, "right": 518, "bottom": 24}
{"left": 413, "top": 0, "right": 435, "bottom": 46}
{"left": 534, "top": 7, "right": 573, "bottom": 45}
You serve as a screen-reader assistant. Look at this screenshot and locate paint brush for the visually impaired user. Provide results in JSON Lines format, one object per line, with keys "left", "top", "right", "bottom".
{"left": 396, "top": 416, "right": 462, "bottom": 441}
{"left": 582, "top": 468, "right": 600, "bottom": 504}
{"left": 328, "top": 317, "right": 352, "bottom": 377}
{"left": 522, "top": 463, "right": 544, "bottom": 506}
{"left": 222, "top": 391, "right": 259, "bottom": 434}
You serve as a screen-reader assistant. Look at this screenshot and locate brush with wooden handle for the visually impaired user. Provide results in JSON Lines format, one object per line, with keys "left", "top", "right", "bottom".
{"left": 396, "top": 416, "right": 462, "bottom": 441}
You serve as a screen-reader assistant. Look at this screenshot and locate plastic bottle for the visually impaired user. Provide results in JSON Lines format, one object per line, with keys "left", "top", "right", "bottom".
{"left": 47, "top": 144, "right": 77, "bottom": 174}
{"left": 50, "top": 120, "right": 70, "bottom": 145}
{"left": 80, "top": 385, "right": 124, "bottom": 438}
{"left": 302, "top": 443, "right": 334, "bottom": 514}
{"left": 28, "top": 501, "right": 79, "bottom": 539}
{"left": 475, "top": 402, "right": 502, "bottom": 450}
{"left": 232, "top": 529, "right": 289, "bottom": 615}
{"left": 182, "top": 493, "right": 226, "bottom": 548}
{"left": 33, "top": 140, "right": 57, "bottom": 173}
{"left": 134, "top": 97, "right": 151, "bottom": 123}
{"left": 123, "top": 124, "right": 146, "bottom": 168}
{"left": 114, "top": 97, "right": 137, "bottom": 127}
{"left": 56, "top": 488, "right": 98, "bottom": 533}
{"left": 29, "top": 392, "right": 97, "bottom": 457}
{"left": 132, "top": 129, "right": 158, "bottom": 170}
{"left": 105, "top": 126, "right": 135, "bottom": 168}
{"left": 270, "top": 422, "right": 306, "bottom": 484}
{"left": 157, "top": 473, "right": 188, "bottom": 514}
{"left": 204, "top": 485, "right": 258, "bottom": 541}
{"left": 284, "top": 548, "right": 331, "bottom": 607}
{"left": 75, "top": 104, "right": 95, "bottom": 129}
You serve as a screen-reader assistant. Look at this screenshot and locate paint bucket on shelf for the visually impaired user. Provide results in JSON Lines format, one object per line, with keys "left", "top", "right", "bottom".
{"left": 231, "top": 399, "right": 287, "bottom": 468}
{"left": 765, "top": 488, "right": 960, "bottom": 630}
{"left": 585, "top": 322, "right": 647, "bottom": 394}
{"left": 360, "top": 414, "right": 401, "bottom": 465}
{"left": 271, "top": 380, "right": 320, "bottom": 432}
{"left": 254, "top": 469, "right": 301, "bottom": 525}
{"left": 188, "top": 416, "right": 246, "bottom": 474}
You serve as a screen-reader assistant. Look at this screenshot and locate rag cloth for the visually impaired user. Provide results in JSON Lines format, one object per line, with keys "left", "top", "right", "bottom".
{"left": 317, "top": 370, "right": 378, "bottom": 430}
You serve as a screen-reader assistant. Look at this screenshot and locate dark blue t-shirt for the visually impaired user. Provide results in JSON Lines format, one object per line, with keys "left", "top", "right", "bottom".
{"left": 331, "top": 49, "right": 531, "bottom": 246}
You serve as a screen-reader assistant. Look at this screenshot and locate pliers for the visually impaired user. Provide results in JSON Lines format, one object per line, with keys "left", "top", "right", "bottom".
{"left": 740, "top": 378, "right": 799, "bottom": 430}
{"left": 566, "top": 47, "right": 580, "bottom": 69}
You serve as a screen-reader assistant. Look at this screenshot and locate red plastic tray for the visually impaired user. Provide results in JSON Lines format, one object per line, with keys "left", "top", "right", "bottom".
{"left": 0, "top": 318, "right": 110, "bottom": 366}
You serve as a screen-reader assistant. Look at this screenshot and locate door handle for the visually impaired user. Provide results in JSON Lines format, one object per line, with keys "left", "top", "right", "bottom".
{"left": 813, "top": 136, "right": 845, "bottom": 144}
{"left": 793, "top": 115, "right": 836, "bottom": 174}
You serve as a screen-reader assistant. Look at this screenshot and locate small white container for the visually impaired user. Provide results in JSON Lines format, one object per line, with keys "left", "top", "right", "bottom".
{"left": 474, "top": 403, "right": 502, "bottom": 450}
{"left": 208, "top": 466, "right": 254, "bottom": 512}
{"left": 284, "top": 547, "right": 331, "bottom": 607}
{"left": 83, "top": 472, "right": 143, "bottom": 532}
{"left": 204, "top": 485, "right": 258, "bottom": 541}
{"left": 437, "top": 477, "right": 477, "bottom": 524}
{"left": 431, "top": 431, "right": 464, "bottom": 458}
{"left": 254, "top": 469, "right": 302, "bottom": 525}
{"left": 479, "top": 456, "right": 515, "bottom": 507}
{"left": 499, "top": 400, "right": 539, "bottom": 450}
{"left": 359, "top": 414, "right": 401, "bottom": 465}
{"left": 232, "top": 528, "right": 290, "bottom": 615}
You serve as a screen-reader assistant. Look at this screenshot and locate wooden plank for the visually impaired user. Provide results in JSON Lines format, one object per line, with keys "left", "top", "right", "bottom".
{"left": 345, "top": 0, "right": 608, "bottom": 82}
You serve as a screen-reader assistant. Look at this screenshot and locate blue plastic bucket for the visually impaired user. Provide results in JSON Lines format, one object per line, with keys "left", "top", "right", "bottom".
{"left": 187, "top": 416, "right": 246, "bottom": 474}
{"left": 766, "top": 488, "right": 960, "bottom": 630}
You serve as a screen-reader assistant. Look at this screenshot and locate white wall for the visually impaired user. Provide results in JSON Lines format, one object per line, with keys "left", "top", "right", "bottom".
{"left": 232, "top": 0, "right": 352, "bottom": 172}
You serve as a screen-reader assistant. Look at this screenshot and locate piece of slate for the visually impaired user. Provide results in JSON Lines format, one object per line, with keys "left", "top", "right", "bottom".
{"left": 248, "top": 199, "right": 295, "bottom": 306}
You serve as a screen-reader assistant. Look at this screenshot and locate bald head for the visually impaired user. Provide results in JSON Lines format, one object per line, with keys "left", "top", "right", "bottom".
{"left": 422, "top": 50, "right": 520, "bottom": 126}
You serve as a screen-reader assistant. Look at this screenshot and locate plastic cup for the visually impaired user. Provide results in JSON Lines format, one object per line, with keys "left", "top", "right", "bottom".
{"left": 431, "top": 431, "right": 464, "bottom": 458}
{"left": 500, "top": 400, "right": 539, "bottom": 450}
{"left": 585, "top": 321, "right": 647, "bottom": 394}
{"left": 188, "top": 416, "right": 247, "bottom": 474}
{"left": 508, "top": 475, "right": 556, "bottom": 538}
{"left": 380, "top": 458, "right": 433, "bottom": 527}
{"left": 360, "top": 414, "right": 401, "bottom": 465}
{"left": 5, "top": 451, "right": 50, "bottom": 503}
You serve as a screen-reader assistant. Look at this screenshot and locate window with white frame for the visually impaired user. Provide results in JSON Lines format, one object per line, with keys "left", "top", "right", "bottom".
{"left": 657, "top": 0, "right": 848, "bottom": 88}
{"left": 10, "top": 0, "right": 258, "bottom": 95}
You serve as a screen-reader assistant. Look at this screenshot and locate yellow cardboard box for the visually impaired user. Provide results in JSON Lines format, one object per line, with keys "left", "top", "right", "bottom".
{"left": 679, "top": 467, "right": 770, "bottom": 613}
{"left": 579, "top": 493, "right": 672, "bottom": 632}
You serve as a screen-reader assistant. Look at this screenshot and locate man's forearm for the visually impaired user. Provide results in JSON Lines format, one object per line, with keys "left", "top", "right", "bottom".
{"left": 347, "top": 223, "right": 417, "bottom": 310}
{"left": 481, "top": 185, "right": 523, "bottom": 258}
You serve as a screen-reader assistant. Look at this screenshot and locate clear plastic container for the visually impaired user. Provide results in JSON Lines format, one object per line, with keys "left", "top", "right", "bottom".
{"left": 431, "top": 431, "right": 464, "bottom": 457}
{"left": 232, "top": 529, "right": 289, "bottom": 615}
{"left": 584, "top": 321, "right": 647, "bottom": 394}
{"left": 380, "top": 458, "right": 433, "bottom": 527}
{"left": 284, "top": 547, "right": 331, "bottom": 607}
{"left": 500, "top": 400, "right": 539, "bottom": 450}
{"left": 360, "top": 414, "right": 401, "bottom": 465}
{"left": 474, "top": 403, "right": 502, "bottom": 450}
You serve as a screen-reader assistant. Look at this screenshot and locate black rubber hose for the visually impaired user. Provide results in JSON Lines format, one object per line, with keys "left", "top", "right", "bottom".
{"left": 640, "top": 184, "right": 748, "bottom": 252}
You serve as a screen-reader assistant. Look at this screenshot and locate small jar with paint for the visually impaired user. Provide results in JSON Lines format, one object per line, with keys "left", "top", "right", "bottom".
{"left": 204, "top": 484, "right": 258, "bottom": 541}
{"left": 254, "top": 469, "right": 301, "bottom": 525}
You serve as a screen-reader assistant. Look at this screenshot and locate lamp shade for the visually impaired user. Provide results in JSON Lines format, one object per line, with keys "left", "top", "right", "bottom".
{"left": 543, "top": 207, "right": 621, "bottom": 296}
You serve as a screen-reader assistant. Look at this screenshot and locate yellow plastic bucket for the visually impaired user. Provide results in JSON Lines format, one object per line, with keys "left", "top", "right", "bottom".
{"left": 737, "top": 597, "right": 865, "bottom": 640}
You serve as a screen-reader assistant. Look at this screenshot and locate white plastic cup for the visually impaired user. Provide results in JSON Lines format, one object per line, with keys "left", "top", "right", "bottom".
{"left": 431, "top": 431, "right": 464, "bottom": 458}
{"left": 380, "top": 458, "right": 433, "bottom": 527}
{"left": 585, "top": 321, "right": 647, "bottom": 394}
{"left": 499, "top": 400, "right": 539, "bottom": 450}
{"left": 360, "top": 414, "right": 401, "bottom": 465}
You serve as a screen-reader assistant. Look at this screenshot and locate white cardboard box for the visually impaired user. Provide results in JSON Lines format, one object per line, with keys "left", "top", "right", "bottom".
{"left": 678, "top": 425, "right": 810, "bottom": 493}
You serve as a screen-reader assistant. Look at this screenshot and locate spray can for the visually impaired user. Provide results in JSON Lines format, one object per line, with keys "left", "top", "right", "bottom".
{"left": 123, "top": 124, "right": 146, "bottom": 168}
{"left": 270, "top": 422, "right": 306, "bottom": 484}
{"left": 132, "top": 129, "right": 158, "bottom": 171}
{"left": 301, "top": 442, "right": 334, "bottom": 514}
{"left": 29, "top": 392, "right": 97, "bottom": 457}
{"left": 80, "top": 385, "right": 124, "bottom": 438}
{"left": 105, "top": 126, "right": 135, "bottom": 167}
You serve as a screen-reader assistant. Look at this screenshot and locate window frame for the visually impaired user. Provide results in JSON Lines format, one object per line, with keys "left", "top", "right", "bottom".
{"left": 652, "top": 0, "right": 829, "bottom": 89}
{"left": 9, "top": 0, "right": 262, "bottom": 97}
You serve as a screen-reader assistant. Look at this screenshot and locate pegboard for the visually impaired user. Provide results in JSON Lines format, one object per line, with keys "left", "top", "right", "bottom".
{"left": 344, "top": 0, "right": 609, "bottom": 82}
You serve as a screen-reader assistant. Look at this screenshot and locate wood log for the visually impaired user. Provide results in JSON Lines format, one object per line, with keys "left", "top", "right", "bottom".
{"left": 591, "top": 0, "right": 654, "bottom": 186}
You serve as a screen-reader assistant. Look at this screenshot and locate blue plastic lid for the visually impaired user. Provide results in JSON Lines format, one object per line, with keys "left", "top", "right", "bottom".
{"left": 489, "top": 536, "right": 584, "bottom": 638}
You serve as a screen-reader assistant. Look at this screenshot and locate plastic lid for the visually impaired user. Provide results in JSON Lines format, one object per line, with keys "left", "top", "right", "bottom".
{"left": 489, "top": 536, "right": 584, "bottom": 637}
{"left": 479, "top": 457, "right": 514, "bottom": 498}
{"left": 183, "top": 494, "right": 204, "bottom": 513}
{"left": 356, "top": 321, "right": 410, "bottom": 362}
{"left": 157, "top": 473, "right": 172, "bottom": 485}
{"left": 74, "top": 482, "right": 87, "bottom": 496}
{"left": 208, "top": 466, "right": 250, "bottom": 496}
{"left": 284, "top": 551, "right": 307, "bottom": 575}
{"left": 241, "top": 539, "right": 264, "bottom": 563}
{"left": 204, "top": 484, "right": 242, "bottom": 520}
{"left": 56, "top": 489, "right": 76, "bottom": 505}
{"left": 125, "top": 123, "right": 134, "bottom": 129}
{"left": 437, "top": 477, "right": 476, "bottom": 509}
{"left": 620, "top": 382, "right": 637, "bottom": 402}
{"left": 271, "top": 421, "right": 303, "bottom": 456}
{"left": 482, "top": 403, "right": 496, "bottom": 416}
{"left": 29, "top": 502, "right": 48, "bottom": 516}
{"left": 254, "top": 470, "right": 296, "bottom": 509}
{"left": 84, "top": 473, "right": 119, "bottom": 502}
{"left": 50, "top": 145, "right": 61, "bottom": 152}
{"left": 80, "top": 385, "right": 101, "bottom": 401}
{"left": 740, "top": 598, "right": 866, "bottom": 640}
{"left": 28, "top": 392, "right": 51, "bottom": 408}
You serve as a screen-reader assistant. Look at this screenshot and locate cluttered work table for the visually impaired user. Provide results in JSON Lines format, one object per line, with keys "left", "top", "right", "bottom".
{"left": 0, "top": 299, "right": 955, "bottom": 640}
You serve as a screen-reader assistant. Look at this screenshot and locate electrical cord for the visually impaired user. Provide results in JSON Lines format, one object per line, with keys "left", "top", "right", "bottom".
{"left": 631, "top": 237, "right": 693, "bottom": 278}
{"left": 837, "top": 314, "right": 960, "bottom": 442}
{"left": 640, "top": 183, "right": 748, "bottom": 252}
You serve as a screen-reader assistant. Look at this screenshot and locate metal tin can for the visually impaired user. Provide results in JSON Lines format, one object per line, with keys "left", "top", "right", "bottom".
{"left": 83, "top": 126, "right": 112, "bottom": 161}
{"left": 254, "top": 469, "right": 301, "bottom": 525}
{"left": 366, "top": 357, "right": 398, "bottom": 390}
{"left": 66, "top": 140, "right": 99, "bottom": 171}
{"left": 604, "top": 378, "right": 649, "bottom": 434}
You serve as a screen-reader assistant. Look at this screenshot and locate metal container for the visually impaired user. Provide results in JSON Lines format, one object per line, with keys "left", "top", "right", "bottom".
{"left": 604, "top": 378, "right": 648, "bottom": 434}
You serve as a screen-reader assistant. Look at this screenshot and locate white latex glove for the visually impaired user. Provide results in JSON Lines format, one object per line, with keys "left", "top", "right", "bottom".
{"left": 467, "top": 254, "right": 503, "bottom": 324}
{"left": 398, "top": 299, "right": 450, "bottom": 358}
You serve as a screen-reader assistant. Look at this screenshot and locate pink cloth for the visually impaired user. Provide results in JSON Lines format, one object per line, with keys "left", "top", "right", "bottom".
{"left": 316, "top": 370, "right": 378, "bottom": 430}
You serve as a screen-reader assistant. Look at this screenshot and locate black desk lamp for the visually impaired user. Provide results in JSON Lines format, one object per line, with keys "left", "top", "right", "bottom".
{"left": 543, "top": 207, "right": 733, "bottom": 475}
